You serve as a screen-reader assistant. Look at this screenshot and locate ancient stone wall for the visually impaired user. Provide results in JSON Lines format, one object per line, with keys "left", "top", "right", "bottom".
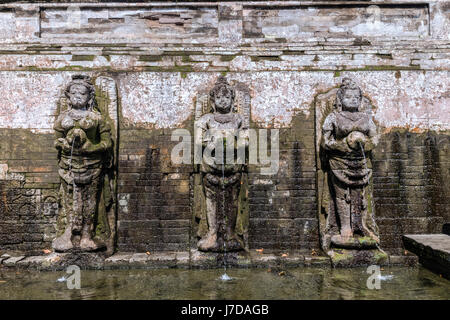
{"left": 0, "top": 1, "right": 448, "bottom": 256}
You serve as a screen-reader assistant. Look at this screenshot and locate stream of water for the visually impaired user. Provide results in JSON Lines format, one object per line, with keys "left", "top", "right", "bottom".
{"left": 360, "top": 141, "right": 368, "bottom": 170}
{"left": 220, "top": 162, "right": 231, "bottom": 281}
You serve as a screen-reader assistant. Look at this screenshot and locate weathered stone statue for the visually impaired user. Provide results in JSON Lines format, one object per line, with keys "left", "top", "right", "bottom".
{"left": 194, "top": 76, "right": 248, "bottom": 252}
{"left": 316, "top": 78, "right": 386, "bottom": 266}
{"left": 52, "top": 75, "right": 117, "bottom": 254}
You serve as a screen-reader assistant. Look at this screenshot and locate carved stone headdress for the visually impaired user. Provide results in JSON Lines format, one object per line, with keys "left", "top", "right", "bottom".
{"left": 209, "top": 76, "right": 236, "bottom": 112}
{"left": 335, "top": 78, "right": 362, "bottom": 111}
{"left": 64, "top": 74, "right": 97, "bottom": 111}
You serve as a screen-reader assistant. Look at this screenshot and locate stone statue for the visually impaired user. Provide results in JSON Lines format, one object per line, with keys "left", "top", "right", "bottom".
{"left": 316, "top": 78, "right": 386, "bottom": 266}
{"left": 52, "top": 75, "right": 117, "bottom": 254}
{"left": 194, "top": 76, "right": 248, "bottom": 252}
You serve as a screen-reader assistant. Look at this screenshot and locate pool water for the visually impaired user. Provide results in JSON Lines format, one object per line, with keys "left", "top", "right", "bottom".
{"left": 0, "top": 266, "right": 448, "bottom": 300}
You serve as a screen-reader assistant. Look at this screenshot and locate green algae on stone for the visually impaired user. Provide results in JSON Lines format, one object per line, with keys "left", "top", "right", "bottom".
{"left": 71, "top": 55, "right": 96, "bottom": 61}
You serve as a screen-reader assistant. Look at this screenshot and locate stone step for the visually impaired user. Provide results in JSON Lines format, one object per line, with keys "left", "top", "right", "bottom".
{"left": 0, "top": 249, "right": 419, "bottom": 270}
{"left": 403, "top": 234, "right": 450, "bottom": 279}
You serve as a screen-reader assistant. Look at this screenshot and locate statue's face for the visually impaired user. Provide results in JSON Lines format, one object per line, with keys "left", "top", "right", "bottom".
{"left": 68, "top": 84, "right": 90, "bottom": 109}
{"left": 214, "top": 88, "right": 233, "bottom": 114}
{"left": 341, "top": 89, "right": 361, "bottom": 112}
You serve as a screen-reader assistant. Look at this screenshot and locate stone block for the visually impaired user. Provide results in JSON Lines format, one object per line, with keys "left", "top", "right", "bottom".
{"left": 175, "top": 251, "right": 190, "bottom": 268}
{"left": 3, "top": 256, "right": 25, "bottom": 266}
{"left": 304, "top": 255, "right": 331, "bottom": 267}
{"left": 16, "top": 255, "right": 47, "bottom": 268}
{"left": 146, "top": 252, "right": 177, "bottom": 268}
{"left": 277, "top": 252, "right": 305, "bottom": 268}
{"left": 190, "top": 249, "right": 223, "bottom": 269}
{"left": 129, "top": 253, "right": 150, "bottom": 267}
{"left": 388, "top": 255, "right": 419, "bottom": 267}
{"left": 403, "top": 234, "right": 450, "bottom": 279}
{"left": 104, "top": 253, "right": 133, "bottom": 269}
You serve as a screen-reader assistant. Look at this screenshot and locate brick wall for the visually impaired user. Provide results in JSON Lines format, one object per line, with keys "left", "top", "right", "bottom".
{"left": 374, "top": 131, "right": 450, "bottom": 255}
{"left": 117, "top": 128, "right": 193, "bottom": 252}
{"left": 247, "top": 116, "right": 319, "bottom": 251}
{"left": 0, "top": 129, "right": 59, "bottom": 254}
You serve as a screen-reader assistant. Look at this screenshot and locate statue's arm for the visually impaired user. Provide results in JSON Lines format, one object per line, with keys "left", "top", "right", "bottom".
{"left": 82, "top": 118, "right": 112, "bottom": 154}
{"left": 53, "top": 116, "right": 70, "bottom": 152}
{"left": 98, "top": 128, "right": 113, "bottom": 152}
{"left": 55, "top": 130, "right": 64, "bottom": 140}
{"left": 195, "top": 114, "right": 214, "bottom": 148}
{"left": 322, "top": 114, "right": 351, "bottom": 153}
{"left": 237, "top": 115, "right": 249, "bottom": 147}
{"left": 364, "top": 118, "right": 378, "bottom": 152}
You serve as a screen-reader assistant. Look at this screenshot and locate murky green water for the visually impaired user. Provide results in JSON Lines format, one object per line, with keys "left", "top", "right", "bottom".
{"left": 0, "top": 266, "right": 448, "bottom": 300}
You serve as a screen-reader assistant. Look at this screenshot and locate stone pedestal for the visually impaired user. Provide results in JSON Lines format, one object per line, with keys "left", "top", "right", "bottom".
{"left": 327, "top": 248, "right": 388, "bottom": 268}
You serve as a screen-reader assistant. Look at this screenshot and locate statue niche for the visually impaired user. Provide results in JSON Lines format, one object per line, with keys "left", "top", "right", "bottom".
{"left": 316, "top": 78, "right": 387, "bottom": 266}
{"left": 52, "top": 75, "right": 118, "bottom": 255}
{"left": 193, "top": 76, "right": 249, "bottom": 253}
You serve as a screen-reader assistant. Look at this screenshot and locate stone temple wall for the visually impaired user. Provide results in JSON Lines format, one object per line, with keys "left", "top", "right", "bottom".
{"left": 0, "top": 1, "right": 448, "bottom": 256}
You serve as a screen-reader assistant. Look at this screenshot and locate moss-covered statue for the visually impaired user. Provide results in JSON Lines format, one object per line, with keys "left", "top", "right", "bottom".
{"left": 316, "top": 78, "right": 387, "bottom": 266}
{"left": 194, "top": 76, "right": 249, "bottom": 252}
{"left": 52, "top": 75, "right": 117, "bottom": 254}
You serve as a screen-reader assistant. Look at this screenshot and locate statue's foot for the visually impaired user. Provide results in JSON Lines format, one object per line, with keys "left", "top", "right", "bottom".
{"left": 79, "top": 237, "right": 105, "bottom": 252}
{"left": 52, "top": 230, "right": 73, "bottom": 252}
{"left": 331, "top": 234, "right": 378, "bottom": 249}
{"left": 198, "top": 233, "right": 218, "bottom": 252}
{"left": 341, "top": 228, "right": 353, "bottom": 238}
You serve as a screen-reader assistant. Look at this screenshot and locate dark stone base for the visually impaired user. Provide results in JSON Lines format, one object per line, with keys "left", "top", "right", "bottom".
{"left": 403, "top": 234, "right": 450, "bottom": 279}
{"left": 327, "top": 248, "right": 389, "bottom": 267}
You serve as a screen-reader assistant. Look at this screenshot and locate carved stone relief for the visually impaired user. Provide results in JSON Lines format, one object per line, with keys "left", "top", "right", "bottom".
{"left": 52, "top": 75, "right": 117, "bottom": 255}
{"left": 193, "top": 76, "right": 250, "bottom": 252}
{"left": 316, "top": 78, "right": 387, "bottom": 266}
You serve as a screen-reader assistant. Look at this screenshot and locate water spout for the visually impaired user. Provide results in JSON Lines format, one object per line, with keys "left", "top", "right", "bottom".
{"left": 359, "top": 142, "right": 368, "bottom": 171}
{"left": 221, "top": 164, "right": 227, "bottom": 276}
{"left": 69, "top": 138, "right": 75, "bottom": 172}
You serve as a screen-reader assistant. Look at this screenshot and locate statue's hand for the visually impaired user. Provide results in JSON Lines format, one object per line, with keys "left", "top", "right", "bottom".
{"left": 205, "top": 141, "right": 216, "bottom": 152}
{"left": 346, "top": 131, "right": 367, "bottom": 150}
{"left": 80, "top": 141, "right": 97, "bottom": 154}
{"left": 55, "top": 138, "right": 71, "bottom": 153}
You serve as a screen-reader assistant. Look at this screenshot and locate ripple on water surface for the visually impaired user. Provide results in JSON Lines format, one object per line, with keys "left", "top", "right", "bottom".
{"left": 0, "top": 267, "right": 448, "bottom": 300}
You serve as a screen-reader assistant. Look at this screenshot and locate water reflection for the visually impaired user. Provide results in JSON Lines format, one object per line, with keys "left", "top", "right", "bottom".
{"left": 0, "top": 267, "right": 448, "bottom": 300}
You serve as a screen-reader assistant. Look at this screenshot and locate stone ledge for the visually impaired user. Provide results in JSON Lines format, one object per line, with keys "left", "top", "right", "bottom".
{"left": 403, "top": 234, "right": 450, "bottom": 279}
{"left": 0, "top": 249, "right": 420, "bottom": 270}
{"left": 388, "top": 254, "right": 419, "bottom": 267}
{"left": 2, "top": 255, "right": 25, "bottom": 267}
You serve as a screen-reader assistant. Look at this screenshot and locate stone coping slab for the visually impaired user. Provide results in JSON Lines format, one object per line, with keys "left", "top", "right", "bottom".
{"left": 403, "top": 234, "right": 450, "bottom": 279}
{"left": 0, "top": 250, "right": 418, "bottom": 271}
